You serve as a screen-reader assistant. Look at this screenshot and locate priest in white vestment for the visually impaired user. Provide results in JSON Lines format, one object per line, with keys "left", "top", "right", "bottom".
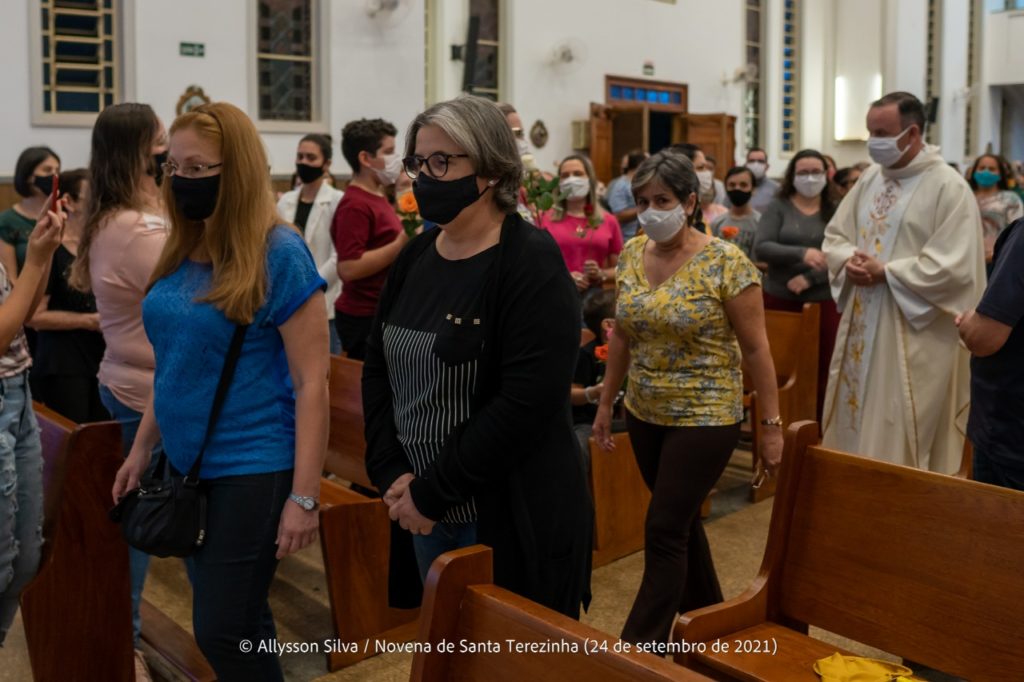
{"left": 822, "top": 92, "right": 986, "bottom": 473}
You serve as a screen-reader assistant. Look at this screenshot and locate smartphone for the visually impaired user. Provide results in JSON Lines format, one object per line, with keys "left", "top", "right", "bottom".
{"left": 49, "top": 174, "right": 60, "bottom": 210}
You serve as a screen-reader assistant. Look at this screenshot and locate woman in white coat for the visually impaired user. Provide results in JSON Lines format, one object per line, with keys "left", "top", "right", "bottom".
{"left": 277, "top": 133, "right": 344, "bottom": 353}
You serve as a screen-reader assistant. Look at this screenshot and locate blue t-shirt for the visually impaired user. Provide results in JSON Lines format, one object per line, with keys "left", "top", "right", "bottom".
{"left": 143, "top": 226, "right": 327, "bottom": 479}
{"left": 607, "top": 174, "right": 638, "bottom": 239}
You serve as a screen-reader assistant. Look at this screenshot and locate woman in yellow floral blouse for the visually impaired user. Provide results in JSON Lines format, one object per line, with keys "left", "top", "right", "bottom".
{"left": 592, "top": 149, "right": 782, "bottom": 648}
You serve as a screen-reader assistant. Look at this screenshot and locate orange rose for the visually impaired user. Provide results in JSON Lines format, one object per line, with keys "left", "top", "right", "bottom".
{"left": 397, "top": 191, "right": 418, "bottom": 214}
{"left": 721, "top": 225, "right": 739, "bottom": 240}
{"left": 594, "top": 344, "right": 609, "bottom": 362}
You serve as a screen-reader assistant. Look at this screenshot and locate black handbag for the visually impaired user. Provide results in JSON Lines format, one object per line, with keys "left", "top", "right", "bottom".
{"left": 110, "top": 324, "right": 248, "bottom": 558}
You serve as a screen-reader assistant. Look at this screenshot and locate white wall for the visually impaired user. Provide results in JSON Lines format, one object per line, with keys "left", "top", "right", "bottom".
{"left": 475, "top": 0, "right": 747, "bottom": 173}
{"left": 0, "top": 0, "right": 426, "bottom": 177}
{"left": 937, "top": 0, "right": 971, "bottom": 162}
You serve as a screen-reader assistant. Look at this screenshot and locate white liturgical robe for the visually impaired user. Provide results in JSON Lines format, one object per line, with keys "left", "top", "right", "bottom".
{"left": 822, "top": 146, "right": 986, "bottom": 473}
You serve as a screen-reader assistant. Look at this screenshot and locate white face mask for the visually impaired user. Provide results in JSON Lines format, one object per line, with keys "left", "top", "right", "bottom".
{"left": 867, "top": 126, "right": 913, "bottom": 168}
{"left": 559, "top": 176, "right": 590, "bottom": 199}
{"left": 517, "top": 139, "right": 531, "bottom": 157}
{"left": 638, "top": 204, "right": 687, "bottom": 242}
{"left": 374, "top": 153, "right": 403, "bottom": 186}
{"left": 747, "top": 161, "right": 767, "bottom": 180}
{"left": 697, "top": 169, "right": 714, "bottom": 193}
{"left": 794, "top": 174, "right": 827, "bottom": 198}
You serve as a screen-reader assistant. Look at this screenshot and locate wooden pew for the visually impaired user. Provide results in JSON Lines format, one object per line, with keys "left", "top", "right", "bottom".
{"left": 318, "top": 476, "right": 419, "bottom": 670}
{"left": 743, "top": 303, "right": 819, "bottom": 502}
{"left": 20, "top": 408, "right": 135, "bottom": 681}
{"left": 411, "top": 545, "right": 712, "bottom": 682}
{"left": 674, "top": 421, "right": 1024, "bottom": 681}
{"left": 318, "top": 354, "right": 419, "bottom": 670}
{"left": 21, "top": 406, "right": 215, "bottom": 682}
{"left": 589, "top": 433, "right": 651, "bottom": 567}
{"left": 325, "top": 354, "right": 373, "bottom": 489}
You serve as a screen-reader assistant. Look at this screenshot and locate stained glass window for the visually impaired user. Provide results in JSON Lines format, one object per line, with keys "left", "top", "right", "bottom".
{"left": 257, "top": 0, "right": 314, "bottom": 121}
{"left": 40, "top": 0, "right": 118, "bottom": 115}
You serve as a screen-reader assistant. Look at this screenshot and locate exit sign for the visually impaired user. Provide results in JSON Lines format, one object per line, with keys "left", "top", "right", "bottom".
{"left": 180, "top": 42, "right": 205, "bottom": 58}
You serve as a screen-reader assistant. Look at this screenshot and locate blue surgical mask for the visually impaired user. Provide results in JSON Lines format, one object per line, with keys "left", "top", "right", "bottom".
{"left": 974, "top": 169, "right": 1000, "bottom": 189}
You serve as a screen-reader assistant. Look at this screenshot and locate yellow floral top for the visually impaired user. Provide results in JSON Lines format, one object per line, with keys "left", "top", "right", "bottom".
{"left": 616, "top": 235, "right": 761, "bottom": 426}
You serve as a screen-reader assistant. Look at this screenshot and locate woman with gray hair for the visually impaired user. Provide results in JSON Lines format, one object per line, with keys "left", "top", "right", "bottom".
{"left": 592, "top": 148, "right": 782, "bottom": 648}
{"left": 362, "top": 95, "right": 592, "bottom": 618}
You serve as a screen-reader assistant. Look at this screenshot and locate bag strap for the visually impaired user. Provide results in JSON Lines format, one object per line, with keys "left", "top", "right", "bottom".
{"left": 185, "top": 324, "right": 249, "bottom": 482}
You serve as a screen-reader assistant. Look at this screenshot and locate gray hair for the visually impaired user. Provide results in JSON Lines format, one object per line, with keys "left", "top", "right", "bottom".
{"left": 404, "top": 95, "right": 522, "bottom": 214}
{"left": 632, "top": 150, "right": 703, "bottom": 228}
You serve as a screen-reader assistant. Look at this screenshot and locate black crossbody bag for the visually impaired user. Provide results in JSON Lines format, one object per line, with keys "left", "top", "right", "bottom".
{"left": 110, "top": 324, "right": 248, "bottom": 558}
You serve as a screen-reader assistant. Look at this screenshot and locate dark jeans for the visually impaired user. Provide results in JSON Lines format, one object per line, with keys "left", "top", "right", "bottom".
{"left": 412, "top": 522, "right": 478, "bottom": 583}
{"left": 334, "top": 313, "right": 373, "bottom": 361}
{"left": 192, "top": 469, "right": 292, "bottom": 681}
{"left": 621, "top": 412, "right": 739, "bottom": 646}
{"left": 34, "top": 373, "right": 110, "bottom": 424}
{"left": 973, "top": 448, "right": 1024, "bottom": 492}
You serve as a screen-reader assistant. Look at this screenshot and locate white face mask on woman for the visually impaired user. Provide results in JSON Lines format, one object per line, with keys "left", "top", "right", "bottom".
{"left": 696, "top": 169, "right": 714, "bottom": 193}
{"left": 559, "top": 176, "right": 590, "bottom": 199}
{"left": 638, "top": 204, "right": 687, "bottom": 242}
{"left": 794, "top": 173, "right": 827, "bottom": 198}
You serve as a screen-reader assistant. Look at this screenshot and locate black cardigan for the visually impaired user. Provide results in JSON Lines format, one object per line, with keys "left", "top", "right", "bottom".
{"left": 363, "top": 213, "right": 593, "bottom": 618}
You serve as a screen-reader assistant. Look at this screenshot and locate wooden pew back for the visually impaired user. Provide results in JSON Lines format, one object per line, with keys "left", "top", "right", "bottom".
{"left": 20, "top": 408, "right": 134, "bottom": 681}
{"left": 412, "top": 545, "right": 711, "bottom": 682}
{"left": 743, "top": 303, "right": 819, "bottom": 402}
{"left": 326, "top": 354, "right": 373, "bottom": 489}
{"left": 590, "top": 433, "right": 651, "bottom": 567}
{"left": 773, "top": 423, "right": 1024, "bottom": 679}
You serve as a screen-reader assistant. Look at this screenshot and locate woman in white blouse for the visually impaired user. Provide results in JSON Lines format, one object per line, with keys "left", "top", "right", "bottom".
{"left": 277, "top": 133, "right": 344, "bottom": 353}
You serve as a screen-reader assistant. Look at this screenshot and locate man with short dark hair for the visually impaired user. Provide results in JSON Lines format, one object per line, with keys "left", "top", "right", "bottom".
{"left": 332, "top": 118, "right": 407, "bottom": 359}
{"left": 745, "top": 146, "right": 779, "bottom": 212}
{"left": 822, "top": 91, "right": 986, "bottom": 473}
{"left": 606, "top": 149, "right": 647, "bottom": 239}
{"left": 957, "top": 217, "right": 1024, "bottom": 491}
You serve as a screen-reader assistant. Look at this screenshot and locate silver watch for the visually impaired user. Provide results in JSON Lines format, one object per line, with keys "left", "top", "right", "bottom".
{"left": 288, "top": 493, "right": 319, "bottom": 511}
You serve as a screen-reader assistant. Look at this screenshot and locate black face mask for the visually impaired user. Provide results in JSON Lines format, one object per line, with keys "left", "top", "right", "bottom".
{"left": 727, "top": 188, "right": 752, "bottom": 208}
{"left": 412, "top": 173, "right": 490, "bottom": 225}
{"left": 151, "top": 151, "right": 169, "bottom": 187}
{"left": 171, "top": 174, "right": 221, "bottom": 221}
{"left": 295, "top": 163, "right": 324, "bottom": 185}
{"left": 33, "top": 174, "right": 55, "bottom": 197}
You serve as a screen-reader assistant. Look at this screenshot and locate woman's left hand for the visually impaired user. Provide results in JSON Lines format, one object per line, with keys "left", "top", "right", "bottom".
{"left": 583, "top": 259, "right": 602, "bottom": 284}
{"left": 388, "top": 487, "right": 435, "bottom": 535}
{"left": 786, "top": 274, "right": 811, "bottom": 295}
{"left": 275, "top": 501, "right": 319, "bottom": 559}
{"left": 759, "top": 426, "right": 784, "bottom": 475}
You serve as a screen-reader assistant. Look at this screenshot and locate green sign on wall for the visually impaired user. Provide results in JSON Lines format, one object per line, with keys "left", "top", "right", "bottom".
{"left": 180, "top": 42, "right": 205, "bottom": 58}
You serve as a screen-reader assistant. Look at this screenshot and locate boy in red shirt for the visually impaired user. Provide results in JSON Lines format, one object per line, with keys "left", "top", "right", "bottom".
{"left": 332, "top": 118, "right": 407, "bottom": 359}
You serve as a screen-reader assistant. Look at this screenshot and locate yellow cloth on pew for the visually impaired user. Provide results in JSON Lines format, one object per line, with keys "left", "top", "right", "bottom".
{"left": 813, "top": 653, "right": 914, "bottom": 681}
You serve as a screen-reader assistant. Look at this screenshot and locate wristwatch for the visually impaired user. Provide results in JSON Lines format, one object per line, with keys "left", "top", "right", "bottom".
{"left": 760, "top": 416, "right": 784, "bottom": 427}
{"left": 288, "top": 493, "right": 320, "bottom": 511}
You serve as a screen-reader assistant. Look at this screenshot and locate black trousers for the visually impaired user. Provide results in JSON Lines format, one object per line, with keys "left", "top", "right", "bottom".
{"left": 32, "top": 373, "right": 110, "bottom": 424}
{"left": 334, "top": 313, "right": 373, "bottom": 361}
{"left": 191, "top": 469, "right": 292, "bottom": 681}
{"left": 621, "top": 412, "right": 739, "bottom": 646}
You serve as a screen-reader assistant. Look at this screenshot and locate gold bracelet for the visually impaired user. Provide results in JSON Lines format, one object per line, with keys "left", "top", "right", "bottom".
{"left": 760, "top": 416, "right": 783, "bottom": 427}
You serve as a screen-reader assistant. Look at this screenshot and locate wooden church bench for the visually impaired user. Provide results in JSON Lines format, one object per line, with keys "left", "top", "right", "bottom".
{"left": 674, "top": 420, "right": 1024, "bottom": 681}
{"left": 743, "top": 303, "right": 819, "bottom": 501}
{"left": 22, "top": 407, "right": 213, "bottom": 681}
{"left": 589, "top": 433, "right": 651, "bottom": 567}
{"left": 411, "top": 545, "right": 712, "bottom": 682}
{"left": 317, "top": 476, "right": 419, "bottom": 670}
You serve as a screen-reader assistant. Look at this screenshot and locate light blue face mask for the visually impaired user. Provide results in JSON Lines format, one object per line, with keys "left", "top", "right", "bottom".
{"left": 974, "top": 169, "right": 1001, "bottom": 189}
